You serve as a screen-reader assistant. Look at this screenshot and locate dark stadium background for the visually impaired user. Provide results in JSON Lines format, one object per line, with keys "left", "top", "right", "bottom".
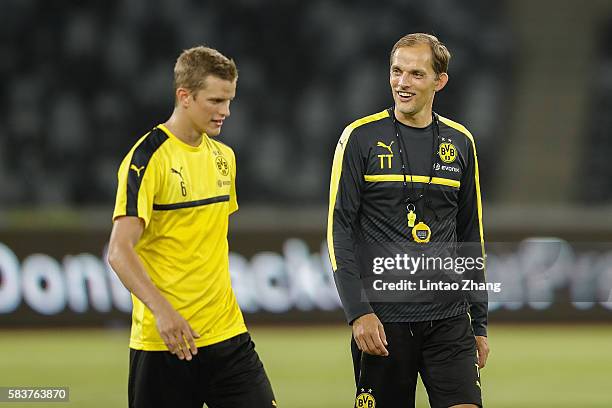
{"left": 1, "top": 0, "right": 611, "bottom": 407}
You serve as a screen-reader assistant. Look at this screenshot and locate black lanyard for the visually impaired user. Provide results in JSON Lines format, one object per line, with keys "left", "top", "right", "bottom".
{"left": 389, "top": 107, "right": 441, "bottom": 219}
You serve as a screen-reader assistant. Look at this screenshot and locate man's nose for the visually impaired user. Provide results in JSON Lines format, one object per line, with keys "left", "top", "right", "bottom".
{"left": 397, "top": 73, "right": 411, "bottom": 88}
{"left": 220, "top": 102, "right": 230, "bottom": 117}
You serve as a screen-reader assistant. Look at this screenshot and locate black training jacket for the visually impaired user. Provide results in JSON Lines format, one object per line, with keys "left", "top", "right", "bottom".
{"left": 327, "top": 108, "right": 488, "bottom": 336}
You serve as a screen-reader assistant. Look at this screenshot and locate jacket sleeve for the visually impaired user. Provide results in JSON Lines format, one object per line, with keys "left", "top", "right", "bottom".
{"left": 327, "top": 129, "right": 373, "bottom": 324}
{"left": 456, "top": 134, "right": 488, "bottom": 337}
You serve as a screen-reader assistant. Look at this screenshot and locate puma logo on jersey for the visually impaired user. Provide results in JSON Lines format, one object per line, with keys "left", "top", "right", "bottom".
{"left": 171, "top": 167, "right": 184, "bottom": 181}
{"left": 171, "top": 167, "right": 187, "bottom": 197}
{"left": 130, "top": 164, "right": 145, "bottom": 177}
{"left": 376, "top": 141, "right": 394, "bottom": 154}
{"left": 376, "top": 141, "right": 394, "bottom": 169}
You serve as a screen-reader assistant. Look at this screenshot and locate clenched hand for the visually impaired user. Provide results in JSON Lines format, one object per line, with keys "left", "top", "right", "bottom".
{"left": 352, "top": 313, "right": 389, "bottom": 356}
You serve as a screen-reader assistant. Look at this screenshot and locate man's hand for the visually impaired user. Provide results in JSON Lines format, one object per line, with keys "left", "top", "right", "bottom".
{"left": 475, "top": 335, "right": 489, "bottom": 368}
{"left": 107, "top": 217, "right": 201, "bottom": 361}
{"left": 352, "top": 313, "right": 388, "bottom": 356}
{"left": 154, "top": 303, "right": 200, "bottom": 361}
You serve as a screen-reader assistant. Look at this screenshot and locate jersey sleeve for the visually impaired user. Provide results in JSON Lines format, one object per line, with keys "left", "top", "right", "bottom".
{"left": 327, "top": 128, "right": 373, "bottom": 324}
{"left": 228, "top": 148, "right": 238, "bottom": 215}
{"left": 456, "top": 133, "right": 488, "bottom": 337}
{"left": 112, "top": 149, "right": 161, "bottom": 228}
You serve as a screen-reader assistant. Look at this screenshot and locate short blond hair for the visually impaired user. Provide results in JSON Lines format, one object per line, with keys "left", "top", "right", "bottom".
{"left": 390, "top": 33, "right": 451, "bottom": 77}
{"left": 174, "top": 46, "right": 238, "bottom": 93}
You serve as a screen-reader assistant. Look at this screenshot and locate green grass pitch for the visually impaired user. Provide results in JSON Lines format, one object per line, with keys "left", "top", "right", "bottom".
{"left": 0, "top": 324, "right": 610, "bottom": 407}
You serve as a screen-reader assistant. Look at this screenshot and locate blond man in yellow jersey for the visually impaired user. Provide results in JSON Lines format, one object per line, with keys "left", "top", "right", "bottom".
{"left": 108, "top": 46, "right": 276, "bottom": 408}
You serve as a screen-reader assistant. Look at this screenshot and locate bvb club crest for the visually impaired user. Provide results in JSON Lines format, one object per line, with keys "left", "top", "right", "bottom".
{"left": 438, "top": 142, "right": 457, "bottom": 163}
{"left": 215, "top": 156, "right": 229, "bottom": 176}
{"left": 355, "top": 391, "right": 376, "bottom": 408}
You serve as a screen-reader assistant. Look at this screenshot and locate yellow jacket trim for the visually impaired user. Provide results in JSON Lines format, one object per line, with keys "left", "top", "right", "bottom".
{"left": 363, "top": 174, "right": 460, "bottom": 189}
{"left": 438, "top": 115, "right": 485, "bottom": 260}
{"left": 327, "top": 110, "right": 390, "bottom": 271}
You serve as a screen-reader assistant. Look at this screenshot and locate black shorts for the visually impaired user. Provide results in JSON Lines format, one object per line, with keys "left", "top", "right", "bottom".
{"left": 128, "top": 332, "right": 276, "bottom": 408}
{"left": 352, "top": 313, "right": 482, "bottom": 408}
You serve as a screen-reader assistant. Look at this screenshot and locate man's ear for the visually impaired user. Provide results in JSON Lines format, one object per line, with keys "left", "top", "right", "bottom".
{"left": 176, "top": 88, "right": 191, "bottom": 108}
{"left": 435, "top": 73, "right": 449, "bottom": 92}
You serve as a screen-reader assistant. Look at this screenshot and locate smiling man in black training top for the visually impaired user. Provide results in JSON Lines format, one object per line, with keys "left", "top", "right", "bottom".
{"left": 328, "top": 33, "right": 489, "bottom": 408}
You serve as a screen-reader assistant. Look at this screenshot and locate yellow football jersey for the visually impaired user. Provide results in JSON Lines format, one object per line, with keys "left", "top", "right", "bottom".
{"left": 113, "top": 124, "right": 246, "bottom": 350}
